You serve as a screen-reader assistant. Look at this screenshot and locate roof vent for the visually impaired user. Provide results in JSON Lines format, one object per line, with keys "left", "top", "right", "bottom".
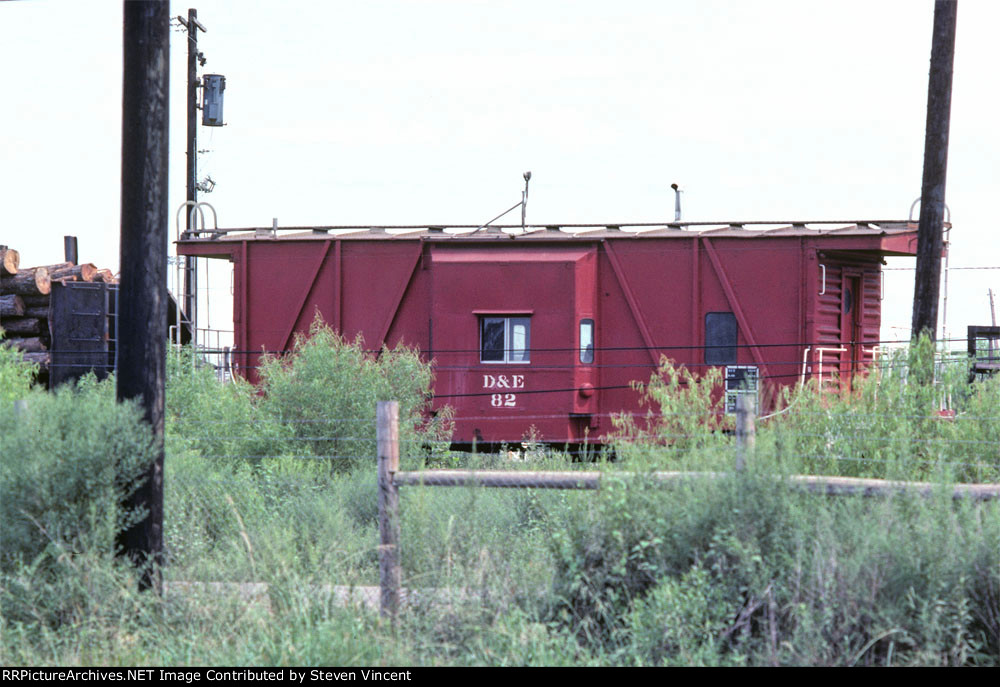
{"left": 671, "top": 183, "right": 682, "bottom": 221}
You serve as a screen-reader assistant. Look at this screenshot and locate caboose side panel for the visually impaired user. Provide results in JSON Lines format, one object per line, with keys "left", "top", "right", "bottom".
{"left": 231, "top": 239, "right": 428, "bottom": 382}
{"left": 694, "top": 237, "right": 806, "bottom": 394}
{"left": 338, "top": 241, "right": 425, "bottom": 351}
{"left": 594, "top": 240, "right": 666, "bottom": 429}
{"left": 598, "top": 236, "right": 806, "bottom": 413}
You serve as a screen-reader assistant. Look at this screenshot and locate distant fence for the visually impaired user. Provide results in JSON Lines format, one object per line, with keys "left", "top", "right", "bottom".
{"left": 374, "top": 399, "right": 1000, "bottom": 621}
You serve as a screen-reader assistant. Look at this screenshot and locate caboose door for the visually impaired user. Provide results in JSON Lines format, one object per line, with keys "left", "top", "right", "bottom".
{"left": 841, "top": 271, "right": 864, "bottom": 389}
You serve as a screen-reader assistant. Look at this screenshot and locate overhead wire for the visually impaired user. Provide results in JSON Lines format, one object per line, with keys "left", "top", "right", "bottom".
{"left": 195, "top": 334, "right": 984, "bottom": 357}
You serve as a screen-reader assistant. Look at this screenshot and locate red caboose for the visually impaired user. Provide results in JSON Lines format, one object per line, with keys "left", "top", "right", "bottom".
{"left": 177, "top": 220, "right": 924, "bottom": 444}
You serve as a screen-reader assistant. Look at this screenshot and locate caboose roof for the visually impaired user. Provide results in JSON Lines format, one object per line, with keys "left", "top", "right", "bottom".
{"left": 178, "top": 220, "right": 931, "bottom": 257}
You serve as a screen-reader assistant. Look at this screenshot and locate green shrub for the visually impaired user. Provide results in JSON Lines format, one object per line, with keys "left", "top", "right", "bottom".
{"left": 166, "top": 316, "right": 451, "bottom": 471}
{"left": 0, "top": 375, "right": 153, "bottom": 570}
{"left": 622, "top": 564, "right": 740, "bottom": 666}
{"left": 546, "top": 470, "right": 793, "bottom": 649}
{"left": 611, "top": 359, "right": 732, "bottom": 470}
{"left": 545, "top": 467, "right": 999, "bottom": 665}
{"left": 0, "top": 374, "right": 154, "bottom": 628}
{"left": 256, "top": 317, "right": 447, "bottom": 471}
{"left": 165, "top": 350, "right": 290, "bottom": 466}
{"left": 0, "top": 332, "right": 38, "bottom": 404}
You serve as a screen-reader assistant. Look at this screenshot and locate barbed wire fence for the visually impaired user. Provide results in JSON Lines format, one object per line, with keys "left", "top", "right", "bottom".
{"left": 137, "top": 340, "right": 1000, "bottom": 623}
{"left": 371, "top": 399, "right": 1000, "bottom": 622}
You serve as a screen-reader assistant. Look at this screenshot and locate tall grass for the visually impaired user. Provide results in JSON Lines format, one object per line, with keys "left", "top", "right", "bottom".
{"left": 766, "top": 339, "right": 1000, "bottom": 483}
{"left": 1, "top": 331, "right": 997, "bottom": 665}
{"left": 543, "top": 467, "right": 999, "bottom": 665}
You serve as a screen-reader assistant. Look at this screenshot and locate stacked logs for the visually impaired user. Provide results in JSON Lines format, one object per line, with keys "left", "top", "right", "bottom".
{"left": 0, "top": 246, "right": 117, "bottom": 372}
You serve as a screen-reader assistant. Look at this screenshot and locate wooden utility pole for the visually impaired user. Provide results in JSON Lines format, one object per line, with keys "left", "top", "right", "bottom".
{"left": 911, "top": 0, "right": 958, "bottom": 342}
{"left": 377, "top": 401, "right": 402, "bottom": 621}
{"left": 117, "top": 0, "right": 170, "bottom": 592}
{"left": 183, "top": 8, "right": 206, "bottom": 333}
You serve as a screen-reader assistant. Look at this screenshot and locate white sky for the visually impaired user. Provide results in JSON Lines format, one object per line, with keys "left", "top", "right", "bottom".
{"left": 1, "top": 0, "right": 997, "bottom": 346}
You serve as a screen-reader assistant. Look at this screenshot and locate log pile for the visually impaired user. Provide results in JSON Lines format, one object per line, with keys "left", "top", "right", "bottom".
{"left": 0, "top": 245, "right": 118, "bottom": 374}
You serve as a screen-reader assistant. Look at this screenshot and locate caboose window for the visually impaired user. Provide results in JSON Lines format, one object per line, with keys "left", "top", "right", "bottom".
{"left": 580, "top": 319, "right": 594, "bottom": 364}
{"left": 481, "top": 318, "right": 506, "bottom": 361}
{"left": 480, "top": 316, "right": 531, "bottom": 364}
{"left": 705, "top": 312, "right": 738, "bottom": 365}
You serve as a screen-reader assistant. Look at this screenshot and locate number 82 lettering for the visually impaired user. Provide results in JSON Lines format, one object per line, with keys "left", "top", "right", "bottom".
{"left": 491, "top": 393, "right": 516, "bottom": 407}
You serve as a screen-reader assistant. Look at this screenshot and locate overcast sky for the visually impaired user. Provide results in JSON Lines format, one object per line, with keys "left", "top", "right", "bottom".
{"left": 1, "top": 0, "right": 997, "bottom": 345}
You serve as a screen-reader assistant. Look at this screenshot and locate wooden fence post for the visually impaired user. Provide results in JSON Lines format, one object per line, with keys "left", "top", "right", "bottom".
{"left": 735, "top": 394, "right": 756, "bottom": 471}
{"left": 377, "top": 401, "right": 401, "bottom": 621}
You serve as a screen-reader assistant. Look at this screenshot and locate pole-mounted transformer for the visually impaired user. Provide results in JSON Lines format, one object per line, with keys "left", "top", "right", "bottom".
{"left": 178, "top": 7, "right": 227, "bottom": 338}
{"left": 201, "top": 73, "right": 226, "bottom": 127}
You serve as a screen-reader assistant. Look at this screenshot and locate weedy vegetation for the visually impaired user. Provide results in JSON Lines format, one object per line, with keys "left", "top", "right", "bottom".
{"left": 1, "top": 329, "right": 997, "bottom": 666}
